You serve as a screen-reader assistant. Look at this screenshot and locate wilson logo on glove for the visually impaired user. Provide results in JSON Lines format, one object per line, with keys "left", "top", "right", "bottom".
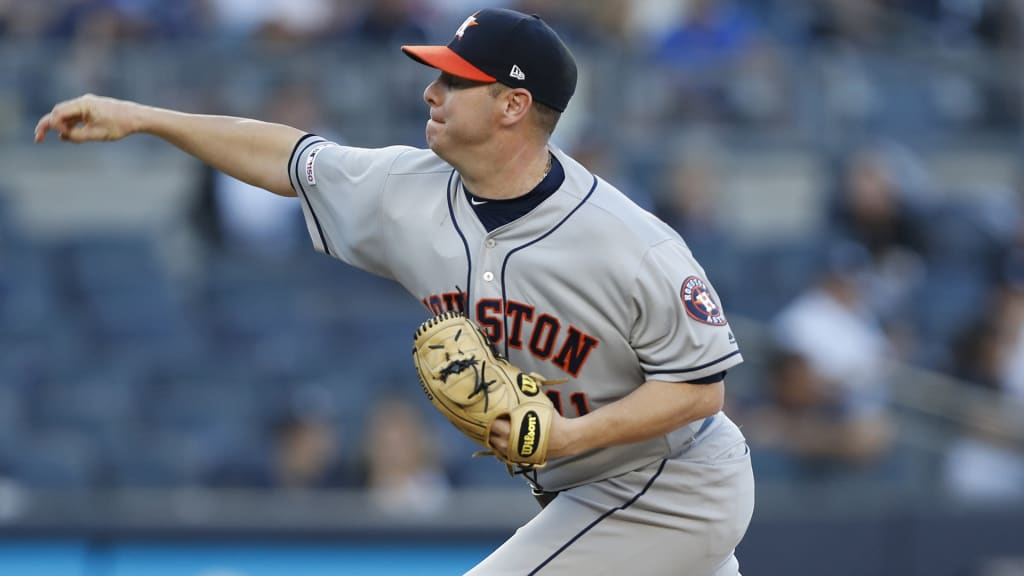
{"left": 518, "top": 374, "right": 540, "bottom": 396}
{"left": 413, "top": 312, "right": 563, "bottom": 471}
{"left": 518, "top": 411, "right": 540, "bottom": 457}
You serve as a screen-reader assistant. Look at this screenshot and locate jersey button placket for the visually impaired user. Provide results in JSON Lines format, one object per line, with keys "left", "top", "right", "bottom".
{"left": 479, "top": 239, "right": 500, "bottom": 294}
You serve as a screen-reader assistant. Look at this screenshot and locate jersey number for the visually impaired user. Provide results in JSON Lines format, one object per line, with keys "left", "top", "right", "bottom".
{"left": 546, "top": 390, "right": 591, "bottom": 417}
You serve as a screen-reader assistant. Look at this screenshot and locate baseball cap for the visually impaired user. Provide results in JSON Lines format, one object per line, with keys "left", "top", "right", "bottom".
{"left": 401, "top": 8, "right": 578, "bottom": 112}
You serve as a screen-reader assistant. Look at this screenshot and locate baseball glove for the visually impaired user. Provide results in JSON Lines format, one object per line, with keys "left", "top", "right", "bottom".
{"left": 413, "top": 311, "right": 562, "bottom": 470}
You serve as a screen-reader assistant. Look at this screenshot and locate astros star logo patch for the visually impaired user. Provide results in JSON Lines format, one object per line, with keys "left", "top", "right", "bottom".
{"left": 681, "top": 276, "right": 728, "bottom": 326}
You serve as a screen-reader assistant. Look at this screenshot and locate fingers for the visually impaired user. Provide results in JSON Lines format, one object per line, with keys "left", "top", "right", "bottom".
{"left": 34, "top": 97, "right": 89, "bottom": 143}
{"left": 489, "top": 416, "right": 512, "bottom": 452}
{"left": 62, "top": 124, "right": 107, "bottom": 143}
{"left": 33, "top": 114, "right": 51, "bottom": 143}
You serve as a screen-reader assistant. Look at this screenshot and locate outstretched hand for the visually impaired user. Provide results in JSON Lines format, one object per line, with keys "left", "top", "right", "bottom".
{"left": 34, "top": 94, "right": 137, "bottom": 144}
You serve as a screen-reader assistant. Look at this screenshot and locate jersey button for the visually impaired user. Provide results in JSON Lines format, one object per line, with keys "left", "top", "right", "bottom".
{"left": 483, "top": 271, "right": 495, "bottom": 282}
{"left": 485, "top": 239, "right": 497, "bottom": 248}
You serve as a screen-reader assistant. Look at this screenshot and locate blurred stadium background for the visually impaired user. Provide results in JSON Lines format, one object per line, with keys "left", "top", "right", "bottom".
{"left": 2, "top": 0, "right": 1024, "bottom": 574}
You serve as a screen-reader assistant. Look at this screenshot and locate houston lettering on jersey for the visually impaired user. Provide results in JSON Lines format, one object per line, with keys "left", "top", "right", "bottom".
{"left": 422, "top": 294, "right": 599, "bottom": 378}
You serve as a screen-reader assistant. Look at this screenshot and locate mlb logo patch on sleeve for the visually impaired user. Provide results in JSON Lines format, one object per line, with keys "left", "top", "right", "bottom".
{"left": 305, "top": 143, "right": 331, "bottom": 186}
{"left": 681, "top": 276, "right": 728, "bottom": 326}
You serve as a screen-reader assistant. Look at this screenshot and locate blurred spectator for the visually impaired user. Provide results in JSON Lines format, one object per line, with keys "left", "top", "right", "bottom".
{"left": 0, "top": 2, "right": 67, "bottom": 38}
{"left": 959, "top": 0, "right": 1024, "bottom": 126}
{"left": 507, "top": 1, "right": 602, "bottom": 47}
{"left": 973, "top": 0, "right": 1024, "bottom": 52}
{"left": 994, "top": 281, "right": 1024, "bottom": 402}
{"left": 831, "top": 144, "right": 929, "bottom": 264}
{"left": 565, "top": 124, "right": 649, "bottom": 209}
{"left": 804, "top": 0, "right": 893, "bottom": 48}
{"left": 627, "top": 0, "right": 686, "bottom": 41}
{"left": 802, "top": 0, "right": 901, "bottom": 125}
{"left": 271, "top": 411, "right": 351, "bottom": 490}
{"left": 943, "top": 401, "right": 1024, "bottom": 504}
{"left": 652, "top": 0, "right": 754, "bottom": 70}
{"left": 945, "top": 282, "right": 1024, "bottom": 502}
{"left": 646, "top": 0, "right": 757, "bottom": 121}
{"left": 725, "top": 33, "right": 789, "bottom": 125}
{"left": 654, "top": 136, "right": 729, "bottom": 246}
{"left": 991, "top": 177, "right": 1024, "bottom": 383}
{"left": 205, "top": 389, "right": 354, "bottom": 490}
{"left": 951, "top": 313, "right": 1005, "bottom": 392}
{"left": 650, "top": 135, "right": 742, "bottom": 303}
{"left": 206, "top": 0, "right": 338, "bottom": 42}
{"left": 345, "top": 0, "right": 430, "bottom": 46}
{"left": 744, "top": 349, "right": 894, "bottom": 481}
{"left": 423, "top": 0, "right": 505, "bottom": 26}
{"left": 358, "top": 396, "right": 452, "bottom": 516}
{"left": 828, "top": 143, "right": 930, "bottom": 357}
{"left": 0, "top": 477, "right": 26, "bottom": 522}
{"left": 573, "top": 0, "right": 634, "bottom": 46}
{"left": 762, "top": 241, "right": 895, "bottom": 478}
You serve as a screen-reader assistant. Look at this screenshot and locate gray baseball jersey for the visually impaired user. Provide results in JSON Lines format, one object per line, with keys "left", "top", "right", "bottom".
{"left": 288, "top": 135, "right": 754, "bottom": 574}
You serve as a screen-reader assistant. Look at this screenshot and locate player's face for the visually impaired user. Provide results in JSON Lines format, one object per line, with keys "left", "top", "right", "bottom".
{"left": 423, "top": 72, "right": 500, "bottom": 157}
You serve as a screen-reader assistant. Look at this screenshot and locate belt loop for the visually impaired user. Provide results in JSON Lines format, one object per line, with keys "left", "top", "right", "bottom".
{"left": 695, "top": 414, "right": 715, "bottom": 438}
{"left": 681, "top": 414, "right": 715, "bottom": 452}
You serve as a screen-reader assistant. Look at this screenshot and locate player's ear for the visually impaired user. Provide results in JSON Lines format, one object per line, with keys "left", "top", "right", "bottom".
{"left": 498, "top": 88, "right": 533, "bottom": 127}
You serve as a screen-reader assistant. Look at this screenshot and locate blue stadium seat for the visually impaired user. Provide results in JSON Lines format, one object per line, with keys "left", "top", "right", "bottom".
{"left": 98, "top": 425, "right": 194, "bottom": 487}
{"left": 731, "top": 240, "right": 824, "bottom": 321}
{"left": 8, "top": 431, "right": 100, "bottom": 489}
{"left": 56, "top": 235, "right": 166, "bottom": 293}
{"left": 0, "top": 247, "right": 62, "bottom": 339}
{"left": 30, "top": 364, "right": 145, "bottom": 437}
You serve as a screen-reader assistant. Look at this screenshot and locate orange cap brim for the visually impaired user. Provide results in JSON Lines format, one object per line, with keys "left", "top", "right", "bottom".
{"left": 401, "top": 45, "right": 496, "bottom": 82}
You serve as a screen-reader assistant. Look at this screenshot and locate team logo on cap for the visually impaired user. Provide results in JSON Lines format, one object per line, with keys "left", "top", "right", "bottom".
{"left": 681, "top": 276, "right": 727, "bottom": 326}
{"left": 455, "top": 14, "right": 478, "bottom": 39}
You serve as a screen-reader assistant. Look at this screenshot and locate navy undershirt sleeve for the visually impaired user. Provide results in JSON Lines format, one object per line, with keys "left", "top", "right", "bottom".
{"left": 687, "top": 370, "right": 727, "bottom": 385}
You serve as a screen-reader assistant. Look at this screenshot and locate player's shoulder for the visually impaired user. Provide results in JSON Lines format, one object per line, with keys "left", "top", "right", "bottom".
{"left": 555, "top": 149, "right": 681, "bottom": 249}
{"left": 304, "top": 140, "right": 450, "bottom": 175}
{"left": 386, "top": 146, "right": 452, "bottom": 175}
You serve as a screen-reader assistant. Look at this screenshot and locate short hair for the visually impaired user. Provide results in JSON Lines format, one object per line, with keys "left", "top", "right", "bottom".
{"left": 531, "top": 101, "right": 561, "bottom": 136}
{"left": 489, "top": 83, "right": 562, "bottom": 137}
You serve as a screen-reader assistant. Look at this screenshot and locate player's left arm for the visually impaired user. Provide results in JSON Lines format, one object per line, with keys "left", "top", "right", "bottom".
{"left": 537, "top": 238, "right": 734, "bottom": 458}
{"left": 544, "top": 379, "right": 723, "bottom": 458}
{"left": 489, "top": 378, "right": 723, "bottom": 459}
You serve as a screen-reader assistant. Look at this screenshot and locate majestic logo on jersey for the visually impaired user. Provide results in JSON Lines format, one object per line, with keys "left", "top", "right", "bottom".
{"left": 455, "top": 14, "right": 478, "bottom": 39}
{"left": 421, "top": 293, "right": 600, "bottom": 378}
{"left": 518, "top": 410, "right": 540, "bottom": 457}
{"left": 681, "top": 276, "right": 728, "bottom": 326}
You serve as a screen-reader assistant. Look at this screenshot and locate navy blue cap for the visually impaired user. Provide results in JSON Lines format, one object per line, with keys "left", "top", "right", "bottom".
{"left": 402, "top": 9, "right": 578, "bottom": 112}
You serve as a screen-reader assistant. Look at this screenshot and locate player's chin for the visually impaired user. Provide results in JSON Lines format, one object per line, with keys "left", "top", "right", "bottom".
{"left": 425, "top": 121, "right": 446, "bottom": 150}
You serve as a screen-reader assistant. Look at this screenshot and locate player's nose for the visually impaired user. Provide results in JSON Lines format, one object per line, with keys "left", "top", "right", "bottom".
{"left": 423, "top": 78, "right": 442, "bottom": 107}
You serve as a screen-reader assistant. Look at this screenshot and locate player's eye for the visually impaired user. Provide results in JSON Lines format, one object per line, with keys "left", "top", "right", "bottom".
{"left": 439, "top": 73, "right": 485, "bottom": 91}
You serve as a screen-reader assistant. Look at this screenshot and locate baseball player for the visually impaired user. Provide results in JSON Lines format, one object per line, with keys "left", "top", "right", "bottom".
{"left": 35, "top": 8, "right": 754, "bottom": 575}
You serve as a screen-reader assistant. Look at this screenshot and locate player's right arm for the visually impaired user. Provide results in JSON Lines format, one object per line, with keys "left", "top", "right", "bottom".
{"left": 34, "top": 94, "right": 303, "bottom": 197}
